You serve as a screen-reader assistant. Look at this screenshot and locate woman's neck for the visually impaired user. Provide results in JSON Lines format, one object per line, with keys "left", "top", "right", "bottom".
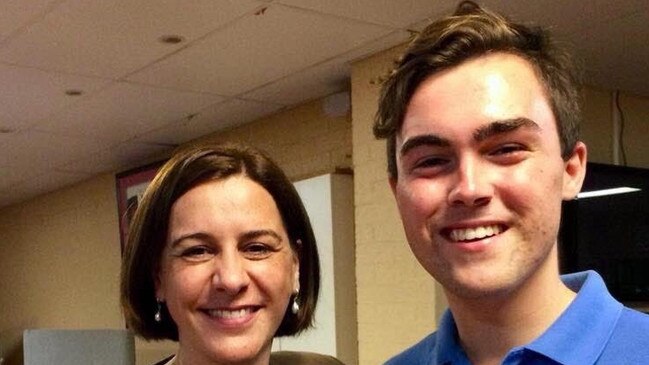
{"left": 173, "top": 344, "right": 272, "bottom": 365}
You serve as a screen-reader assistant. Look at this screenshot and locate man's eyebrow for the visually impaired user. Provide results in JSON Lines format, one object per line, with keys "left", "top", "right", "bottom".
{"left": 400, "top": 134, "right": 451, "bottom": 157}
{"left": 473, "top": 118, "right": 541, "bottom": 142}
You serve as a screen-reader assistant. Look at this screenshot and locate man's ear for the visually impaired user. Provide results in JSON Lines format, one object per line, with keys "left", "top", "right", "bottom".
{"left": 562, "top": 141, "right": 588, "bottom": 200}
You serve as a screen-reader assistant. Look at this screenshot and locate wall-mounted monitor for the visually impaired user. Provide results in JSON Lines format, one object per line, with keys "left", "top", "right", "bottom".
{"left": 560, "top": 162, "right": 649, "bottom": 306}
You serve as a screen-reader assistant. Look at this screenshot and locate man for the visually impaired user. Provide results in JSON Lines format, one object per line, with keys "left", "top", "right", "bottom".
{"left": 373, "top": 2, "right": 649, "bottom": 364}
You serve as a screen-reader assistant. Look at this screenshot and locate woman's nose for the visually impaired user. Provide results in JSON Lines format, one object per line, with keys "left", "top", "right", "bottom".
{"left": 211, "top": 252, "right": 250, "bottom": 295}
{"left": 447, "top": 158, "right": 493, "bottom": 207}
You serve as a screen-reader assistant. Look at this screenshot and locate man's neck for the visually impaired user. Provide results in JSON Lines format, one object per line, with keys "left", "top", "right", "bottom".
{"left": 445, "top": 256, "right": 576, "bottom": 365}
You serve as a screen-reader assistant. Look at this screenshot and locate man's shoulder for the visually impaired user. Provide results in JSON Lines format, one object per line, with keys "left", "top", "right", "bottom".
{"left": 598, "top": 307, "right": 649, "bottom": 363}
{"left": 616, "top": 306, "right": 649, "bottom": 334}
{"left": 384, "top": 331, "right": 438, "bottom": 365}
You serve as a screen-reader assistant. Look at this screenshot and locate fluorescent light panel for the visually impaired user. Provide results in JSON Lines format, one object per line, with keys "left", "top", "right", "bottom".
{"left": 577, "top": 187, "right": 641, "bottom": 199}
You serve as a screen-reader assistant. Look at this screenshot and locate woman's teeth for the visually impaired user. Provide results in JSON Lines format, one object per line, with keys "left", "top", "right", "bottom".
{"left": 449, "top": 225, "right": 502, "bottom": 242}
{"left": 207, "top": 308, "right": 252, "bottom": 319}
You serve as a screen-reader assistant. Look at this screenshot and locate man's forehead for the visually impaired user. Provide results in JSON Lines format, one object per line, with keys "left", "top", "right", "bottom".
{"left": 398, "top": 53, "right": 552, "bottom": 139}
{"left": 405, "top": 53, "right": 544, "bottom": 107}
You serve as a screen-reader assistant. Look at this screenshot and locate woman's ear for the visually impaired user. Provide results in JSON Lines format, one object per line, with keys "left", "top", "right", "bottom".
{"left": 293, "top": 270, "right": 300, "bottom": 293}
{"left": 154, "top": 271, "right": 165, "bottom": 301}
{"left": 293, "top": 240, "right": 301, "bottom": 292}
{"left": 293, "top": 257, "right": 300, "bottom": 293}
{"left": 562, "top": 141, "right": 588, "bottom": 200}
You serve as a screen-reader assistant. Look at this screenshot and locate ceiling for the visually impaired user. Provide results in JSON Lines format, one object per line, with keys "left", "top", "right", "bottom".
{"left": 0, "top": 0, "right": 648, "bottom": 208}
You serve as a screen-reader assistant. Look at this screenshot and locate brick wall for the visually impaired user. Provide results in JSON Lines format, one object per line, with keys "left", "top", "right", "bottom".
{"left": 351, "top": 46, "right": 440, "bottom": 365}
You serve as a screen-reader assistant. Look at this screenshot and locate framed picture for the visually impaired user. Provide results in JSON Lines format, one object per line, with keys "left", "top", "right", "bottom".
{"left": 115, "top": 161, "right": 164, "bottom": 252}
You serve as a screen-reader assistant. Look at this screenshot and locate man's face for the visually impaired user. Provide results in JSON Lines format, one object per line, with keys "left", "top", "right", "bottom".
{"left": 390, "top": 53, "right": 586, "bottom": 299}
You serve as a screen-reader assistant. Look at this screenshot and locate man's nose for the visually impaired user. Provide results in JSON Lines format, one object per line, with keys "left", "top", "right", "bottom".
{"left": 447, "top": 157, "right": 493, "bottom": 207}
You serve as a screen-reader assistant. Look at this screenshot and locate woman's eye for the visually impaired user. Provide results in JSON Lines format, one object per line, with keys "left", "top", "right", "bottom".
{"left": 180, "top": 246, "right": 214, "bottom": 261}
{"left": 243, "top": 243, "right": 273, "bottom": 258}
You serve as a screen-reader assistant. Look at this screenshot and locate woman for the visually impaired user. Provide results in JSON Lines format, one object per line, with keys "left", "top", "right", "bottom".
{"left": 121, "top": 142, "right": 320, "bottom": 365}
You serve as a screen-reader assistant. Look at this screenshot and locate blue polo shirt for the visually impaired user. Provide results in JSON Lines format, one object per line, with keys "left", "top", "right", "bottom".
{"left": 385, "top": 271, "right": 649, "bottom": 364}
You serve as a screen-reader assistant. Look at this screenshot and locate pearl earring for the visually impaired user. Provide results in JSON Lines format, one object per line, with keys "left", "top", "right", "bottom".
{"left": 291, "top": 294, "right": 300, "bottom": 314}
{"left": 154, "top": 299, "right": 162, "bottom": 322}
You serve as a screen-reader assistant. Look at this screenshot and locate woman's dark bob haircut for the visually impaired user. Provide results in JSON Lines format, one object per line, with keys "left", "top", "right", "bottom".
{"left": 120, "top": 141, "right": 320, "bottom": 341}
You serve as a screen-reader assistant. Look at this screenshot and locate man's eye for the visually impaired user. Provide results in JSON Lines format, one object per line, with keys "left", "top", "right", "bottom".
{"left": 492, "top": 144, "right": 525, "bottom": 155}
{"left": 414, "top": 157, "right": 448, "bottom": 169}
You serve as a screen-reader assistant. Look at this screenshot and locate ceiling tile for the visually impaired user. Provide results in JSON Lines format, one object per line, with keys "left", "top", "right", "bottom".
{"left": 61, "top": 140, "right": 173, "bottom": 175}
{"left": 277, "top": 0, "right": 454, "bottom": 28}
{"left": 127, "top": 4, "right": 392, "bottom": 95}
{"left": 0, "top": 0, "right": 263, "bottom": 77}
{"left": 33, "top": 82, "right": 224, "bottom": 145}
{"left": 138, "top": 98, "right": 284, "bottom": 145}
{"left": 0, "top": 0, "right": 58, "bottom": 40}
{"left": 334, "top": 29, "right": 412, "bottom": 66}
{"left": 243, "top": 29, "right": 410, "bottom": 106}
{"left": 243, "top": 60, "right": 349, "bottom": 106}
{"left": 0, "top": 169, "right": 92, "bottom": 208}
{"left": 0, "top": 129, "right": 107, "bottom": 171}
{"left": 0, "top": 64, "right": 111, "bottom": 131}
{"left": 0, "top": 163, "right": 38, "bottom": 190}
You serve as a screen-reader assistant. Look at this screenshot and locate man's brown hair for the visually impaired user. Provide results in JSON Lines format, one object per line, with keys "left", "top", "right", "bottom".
{"left": 374, "top": 1, "right": 581, "bottom": 179}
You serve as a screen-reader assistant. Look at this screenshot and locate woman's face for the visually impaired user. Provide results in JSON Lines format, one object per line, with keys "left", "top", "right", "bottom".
{"left": 156, "top": 174, "right": 299, "bottom": 365}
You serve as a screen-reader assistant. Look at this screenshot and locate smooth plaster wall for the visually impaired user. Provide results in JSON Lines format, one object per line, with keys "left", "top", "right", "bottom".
{"left": 616, "top": 92, "right": 649, "bottom": 167}
{"left": 0, "top": 174, "right": 124, "bottom": 365}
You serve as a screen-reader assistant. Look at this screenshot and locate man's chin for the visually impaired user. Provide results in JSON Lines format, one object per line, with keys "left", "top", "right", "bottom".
{"left": 439, "top": 270, "right": 522, "bottom": 301}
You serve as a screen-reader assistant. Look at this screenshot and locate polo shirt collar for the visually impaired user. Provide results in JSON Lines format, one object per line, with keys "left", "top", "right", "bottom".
{"left": 434, "top": 309, "right": 470, "bottom": 364}
{"left": 433, "top": 271, "right": 622, "bottom": 365}
{"left": 525, "top": 270, "right": 623, "bottom": 365}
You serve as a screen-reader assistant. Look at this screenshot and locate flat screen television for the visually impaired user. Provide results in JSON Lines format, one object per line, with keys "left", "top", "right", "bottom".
{"left": 559, "top": 162, "right": 649, "bottom": 306}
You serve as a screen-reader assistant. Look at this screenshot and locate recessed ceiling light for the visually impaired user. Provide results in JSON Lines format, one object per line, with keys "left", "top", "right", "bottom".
{"left": 159, "top": 35, "right": 184, "bottom": 44}
{"left": 65, "top": 89, "right": 83, "bottom": 96}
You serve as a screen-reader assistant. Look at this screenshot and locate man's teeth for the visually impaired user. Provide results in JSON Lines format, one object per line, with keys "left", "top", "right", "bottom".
{"left": 450, "top": 225, "right": 502, "bottom": 242}
{"left": 207, "top": 308, "right": 252, "bottom": 319}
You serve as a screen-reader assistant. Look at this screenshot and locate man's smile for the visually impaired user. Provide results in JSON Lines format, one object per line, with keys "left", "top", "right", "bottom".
{"left": 444, "top": 224, "right": 506, "bottom": 243}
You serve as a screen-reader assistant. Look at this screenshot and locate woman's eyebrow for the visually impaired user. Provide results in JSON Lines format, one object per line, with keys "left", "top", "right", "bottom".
{"left": 473, "top": 117, "right": 541, "bottom": 142}
{"left": 240, "top": 229, "right": 282, "bottom": 242}
{"left": 169, "top": 232, "right": 210, "bottom": 248}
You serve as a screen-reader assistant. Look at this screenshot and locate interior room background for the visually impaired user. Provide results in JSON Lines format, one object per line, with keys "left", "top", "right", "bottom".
{"left": 1, "top": 2, "right": 648, "bottom": 365}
